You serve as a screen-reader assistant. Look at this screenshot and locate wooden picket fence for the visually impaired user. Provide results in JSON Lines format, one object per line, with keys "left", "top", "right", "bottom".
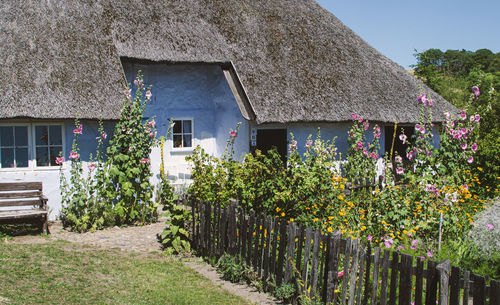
{"left": 190, "top": 199, "right": 500, "bottom": 305}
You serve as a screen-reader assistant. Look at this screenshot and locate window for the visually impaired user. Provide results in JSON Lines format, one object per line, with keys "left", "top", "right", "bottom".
{"left": 172, "top": 119, "right": 193, "bottom": 148}
{"left": 34, "top": 125, "right": 63, "bottom": 166}
{"left": 0, "top": 123, "right": 63, "bottom": 169}
{"left": 0, "top": 126, "right": 29, "bottom": 168}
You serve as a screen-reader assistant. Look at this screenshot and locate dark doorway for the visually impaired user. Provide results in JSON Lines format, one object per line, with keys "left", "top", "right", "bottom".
{"left": 255, "top": 129, "right": 287, "bottom": 164}
{"left": 384, "top": 126, "right": 412, "bottom": 160}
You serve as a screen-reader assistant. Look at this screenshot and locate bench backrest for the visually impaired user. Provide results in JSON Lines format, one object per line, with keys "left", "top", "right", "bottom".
{"left": 0, "top": 182, "right": 44, "bottom": 208}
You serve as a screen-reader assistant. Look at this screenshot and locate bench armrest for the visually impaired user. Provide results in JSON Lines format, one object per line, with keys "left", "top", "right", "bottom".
{"left": 40, "top": 195, "right": 48, "bottom": 209}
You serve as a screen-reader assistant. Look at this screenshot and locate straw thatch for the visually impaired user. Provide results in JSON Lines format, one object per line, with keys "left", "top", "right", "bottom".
{"left": 0, "top": 0, "right": 457, "bottom": 123}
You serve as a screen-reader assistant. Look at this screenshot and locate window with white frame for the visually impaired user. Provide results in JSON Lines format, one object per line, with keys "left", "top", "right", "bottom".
{"left": 0, "top": 123, "right": 63, "bottom": 168}
{"left": 172, "top": 119, "right": 193, "bottom": 148}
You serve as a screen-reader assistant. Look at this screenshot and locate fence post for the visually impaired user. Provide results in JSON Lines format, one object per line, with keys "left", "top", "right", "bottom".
{"left": 323, "top": 232, "right": 341, "bottom": 304}
{"left": 227, "top": 199, "right": 238, "bottom": 256}
{"left": 399, "top": 254, "right": 413, "bottom": 305}
{"left": 436, "top": 259, "right": 450, "bottom": 305}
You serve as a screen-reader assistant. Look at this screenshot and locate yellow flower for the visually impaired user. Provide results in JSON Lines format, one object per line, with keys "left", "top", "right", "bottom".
{"left": 328, "top": 227, "right": 333, "bottom": 232}
{"left": 281, "top": 212, "right": 285, "bottom": 217}
{"left": 276, "top": 207, "right": 281, "bottom": 212}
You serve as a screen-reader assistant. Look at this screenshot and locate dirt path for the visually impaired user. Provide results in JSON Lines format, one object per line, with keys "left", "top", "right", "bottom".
{"left": 7, "top": 219, "right": 278, "bottom": 305}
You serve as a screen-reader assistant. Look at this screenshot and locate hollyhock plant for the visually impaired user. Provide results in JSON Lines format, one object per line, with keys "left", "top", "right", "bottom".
{"left": 55, "top": 156, "right": 65, "bottom": 165}
{"left": 73, "top": 125, "right": 82, "bottom": 135}
{"left": 69, "top": 151, "right": 79, "bottom": 159}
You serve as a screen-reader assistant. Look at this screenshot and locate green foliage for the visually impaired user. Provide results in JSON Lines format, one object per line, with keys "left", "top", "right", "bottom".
{"left": 106, "top": 72, "right": 158, "bottom": 224}
{"left": 215, "top": 254, "right": 248, "bottom": 283}
{"left": 413, "top": 48, "right": 500, "bottom": 197}
{"left": 272, "top": 283, "right": 296, "bottom": 301}
{"left": 60, "top": 72, "right": 160, "bottom": 232}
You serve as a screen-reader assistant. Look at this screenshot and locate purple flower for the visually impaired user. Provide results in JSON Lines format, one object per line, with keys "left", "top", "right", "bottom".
{"left": 88, "top": 163, "right": 96, "bottom": 171}
{"left": 145, "top": 90, "right": 152, "bottom": 100}
{"left": 395, "top": 155, "right": 402, "bottom": 164}
{"left": 356, "top": 141, "right": 363, "bottom": 149}
{"left": 396, "top": 167, "right": 404, "bottom": 175}
{"left": 460, "top": 110, "right": 467, "bottom": 120}
{"left": 351, "top": 113, "right": 358, "bottom": 120}
{"left": 467, "top": 156, "right": 474, "bottom": 164}
{"left": 474, "top": 114, "right": 481, "bottom": 123}
{"left": 367, "top": 235, "right": 372, "bottom": 242}
{"left": 486, "top": 224, "right": 495, "bottom": 230}
{"left": 461, "top": 143, "right": 467, "bottom": 150}
{"left": 472, "top": 86, "right": 480, "bottom": 97}
{"left": 427, "top": 250, "right": 433, "bottom": 258}
{"left": 141, "top": 158, "right": 149, "bottom": 164}
{"left": 229, "top": 131, "right": 237, "bottom": 137}
{"left": 384, "top": 241, "right": 392, "bottom": 249}
{"left": 471, "top": 143, "right": 478, "bottom": 153}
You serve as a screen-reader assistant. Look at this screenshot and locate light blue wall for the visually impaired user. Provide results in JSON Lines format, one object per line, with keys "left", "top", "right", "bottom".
{"left": 0, "top": 120, "right": 114, "bottom": 220}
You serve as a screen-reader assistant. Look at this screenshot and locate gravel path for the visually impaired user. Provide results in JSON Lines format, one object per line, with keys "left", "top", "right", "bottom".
{"left": 7, "top": 219, "right": 278, "bottom": 305}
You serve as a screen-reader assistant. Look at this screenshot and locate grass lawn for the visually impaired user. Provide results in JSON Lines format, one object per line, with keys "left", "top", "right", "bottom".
{"left": 0, "top": 240, "right": 252, "bottom": 305}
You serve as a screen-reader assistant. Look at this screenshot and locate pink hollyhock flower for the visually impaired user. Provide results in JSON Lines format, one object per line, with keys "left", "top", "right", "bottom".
{"left": 121, "top": 126, "right": 126, "bottom": 131}
{"left": 102, "top": 132, "right": 107, "bottom": 139}
{"left": 471, "top": 143, "right": 478, "bottom": 153}
{"left": 351, "top": 113, "right": 358, "bottom": 120}
{"left": 474, "top": 114, "right": 480, "bottom": 123}
{"left": 338, "top": 271, "right": 344, "bottom": 278}
{"left": 88, "top": 163, "right": 95, "bottom": 171}
{"left": 395, "top": 155, "right": 402, "bottom": 164}
{"left": 461, "top": 143, "right": 467, "bottom": 150}
{"left": 55, "top": 157, "right": 65, "bottom": 165}
{"left": 487, "top": 224, "right": 495, "bottom": 230}
{"left": 145, "top": 90, "right": 152, "bottom": 100}
{"left": 305, "top": 140, "right": 313, "bottom": 148}
{"left": 123, "top": 89, "right": 131, "bottom": 97}
{"left": 73, "top": 125, "right": 82, "bottom": 135}
{"left": 399, "top": 134, "right": 407, "bottom": 144}
{"left": 69, "top": 152, "right": 79, "bottom": 159}
{"left": 417, "top": 94, "right": 427, "bottom": 104}
{"left": 427, "top": 250, "right": 433, "bottom": 258}
{"left": 363, "top": 149, "right": 368, "bottom": 156}
{"left": 384, "top": 240, "right": 393, "bottom": 249}
{"left": 396, "top": 167, "right": 404, "bottom": 175}
{"left": 229, "top": 131, "right": 237, "bottom": 137}
{"left": 367, "top": 235, "right": 372, "bottom": 241}
{"left": 460, "top": 110, "right": 467, "bottom": 120}
{"left": 140, "top": 158, "right": 149, "bottom": 164}
{"left": 356, "top": 141, "right": 363, "bottom": 149}
{"left": 415, "top": 123, "right": 421, "bottom": 131}
{"left": 358, "top": 117, "right": 364, "bottom": 123}
{"left": 467, "top": 156, "right": 474, "bottom": 164}
{"left": 472, "top": 86, "right": 480, "bottom": 97}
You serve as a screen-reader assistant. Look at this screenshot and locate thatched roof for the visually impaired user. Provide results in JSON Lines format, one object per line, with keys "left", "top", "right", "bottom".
{"left": 0, "top": 0, "right": 457, "bottom": 123}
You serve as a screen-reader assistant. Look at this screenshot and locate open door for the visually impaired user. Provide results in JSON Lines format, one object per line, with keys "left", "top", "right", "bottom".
{"left": 255, "top": 129, "right": 287, "bottom": 164}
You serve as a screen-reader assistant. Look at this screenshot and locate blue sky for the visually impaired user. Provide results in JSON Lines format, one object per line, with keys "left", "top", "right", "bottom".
{"left": 316, "top": 0, "right": 500, "bottom": 68}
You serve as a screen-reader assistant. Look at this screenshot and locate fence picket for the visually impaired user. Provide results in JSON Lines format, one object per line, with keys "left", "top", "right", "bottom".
{"left": 253, "top": 216, "right": 262, "bottom": 271}
{"left": 295, "top": 225, "right": 304, "bottom": 273}
{"left": 310, "top": 229, "right": 321, "bottom": 296}
{"left": 425, "top": 260, "right": 438, "bottom": 305}
{"left": 399, "top": 254, "right": 413, "bottom": 305}
{"left": 341, "top": 237, "right": 352, "bottom": 305}
{"left": 370, "top": 247, "right": 381, "bottom": 305}
{"left": 415, "top": 257, "right": 424, "bottom": 305}
{"left": 324, "top": 232, "right": 341, "bottom": 304}
{"left": 276, "top": 221, "right": 287, "bottom": 287}
{"left": 472, "top": 274, "right": 486, "bottom": 305}
{"left": 463, "top": 270, "right": 470, "bottom": 305}
{"left": 262, "top": 216, "right": 273, "bottom": 285}
{"left": 348, "top": 239, "right": 360, "bottom": 305}
{"left": 355, "top": 244, "right": 366, "bottom": 305}
{"left": 269, "top": 218, "right": 279, "bottom": 279}
{"left": 362, "top": 243, "right": 372, "bottom": 305}
{"left": 379, "top": 249, "right": 391, "bottom": 305}
{"left": 284, "top": 222, "right": 296, "bottom": 284}
{"left": 436, "top": 260, "right": 451, "bottom": 305}
{"left": 246, "top": 211, "right": 255, "bottom": 266}
{"left": 388, "top": 251, "right": 399, "bottom": 305}
{"left": 490, "top": 280, "right": 500, "bottom": 305}
{"left": 301, "top": 227, "right": 313, "bottom": 294}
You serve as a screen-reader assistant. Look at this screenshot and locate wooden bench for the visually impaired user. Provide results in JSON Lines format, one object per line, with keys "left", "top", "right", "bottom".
{"left": 0, "top": 182, "right": 49, "bottom": 234}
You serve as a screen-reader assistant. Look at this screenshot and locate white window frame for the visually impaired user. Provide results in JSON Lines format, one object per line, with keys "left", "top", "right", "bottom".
{"left": 171, "top": 118, "right": 194, "bottom": 151}
{"left": 0, "top": 122, "right": 65, "bottom": 171}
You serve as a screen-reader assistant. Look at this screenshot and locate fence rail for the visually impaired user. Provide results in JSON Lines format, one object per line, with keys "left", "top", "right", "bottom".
{"left": 190, "top": 199, "right": 500, "bottom": 305}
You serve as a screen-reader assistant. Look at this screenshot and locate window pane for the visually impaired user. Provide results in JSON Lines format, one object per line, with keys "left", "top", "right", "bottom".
{"left": 49, "top": 126, "right": 62, "bottom": 145}
{"left": 36, "top": 126, "right": 49, "bottom": 146}
{"left": 49, "top": 146, "right": 63, "bottom": 166}
{"left": 183, "top": 120, "right": 192, "bottom": 133}
{"left": 36, "top": 147, "right": 49, "bottom": 166}
{"left": 183, "top": 135, "right": 192, "bottom": 147}
{"left": 0, "top": 126, "right": 13, "bottom": 146}
{"left": 173, "top": 135, "right": 183, "bottom": 148}
{"left": 15, "top": 148, "right": 28, "bottom": 167}
{"left": 173, "top": 120, "right": 182, "bottom": 133}
{"left": 1, "top": 148, "right": 14, "bottom": 168}
{"left": 15, "top": 126, "right": 28, "bottom": 146}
